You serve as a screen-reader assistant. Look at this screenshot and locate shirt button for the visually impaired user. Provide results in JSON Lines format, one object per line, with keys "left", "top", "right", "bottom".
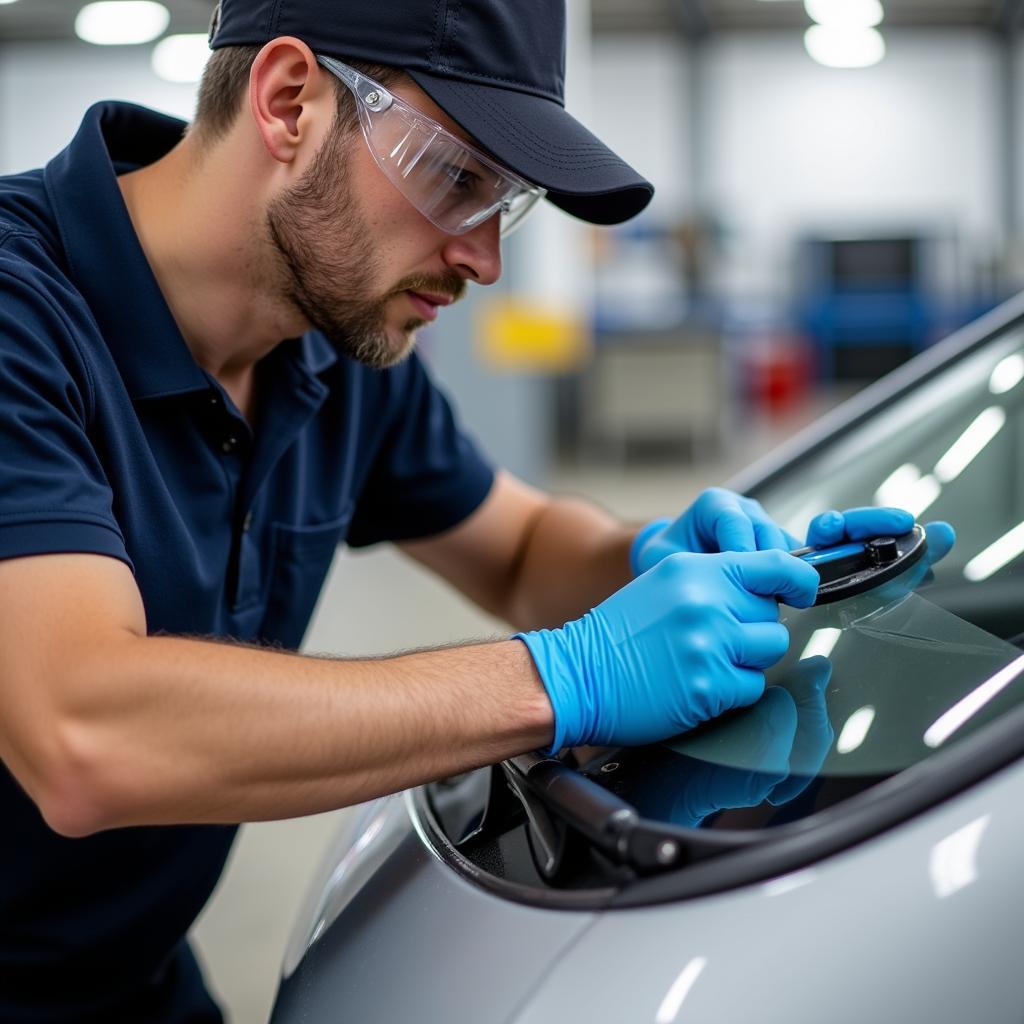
{"left": 242, "top": 510, "right": 253, "bottom": 533}
{"left": 221, "top": 435, "right": 238, "bottom": 453}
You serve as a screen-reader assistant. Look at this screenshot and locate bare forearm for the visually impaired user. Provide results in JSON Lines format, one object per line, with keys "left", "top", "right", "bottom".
{"left": 506, "top": 496, "right": 638, "bottom": 631}
{"left": 45, "top": 634, "right": 552, "bottom": 834}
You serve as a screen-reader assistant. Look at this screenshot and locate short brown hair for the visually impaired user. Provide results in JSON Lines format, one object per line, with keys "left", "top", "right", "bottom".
{"left": 192, "top": 45, "right": 403, "bottom": 146}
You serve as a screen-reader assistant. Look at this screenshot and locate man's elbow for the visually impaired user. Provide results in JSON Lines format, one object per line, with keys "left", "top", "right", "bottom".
{"left": 25, "top": 720, "right": 123, "bottom": 838}
{"left": 35, "top": 724, "right": 123, "bottom": 835}
{"left": 9, "top": 674, "right": 133, "bottom": 839}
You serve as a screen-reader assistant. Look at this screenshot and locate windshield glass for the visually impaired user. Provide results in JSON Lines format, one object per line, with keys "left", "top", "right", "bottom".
{"left": 583, "top": 323, "right": 1024, "bottom": 831}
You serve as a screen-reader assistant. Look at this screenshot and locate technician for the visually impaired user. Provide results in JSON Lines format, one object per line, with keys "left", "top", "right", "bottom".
{"left": 0, "top": 0, "right": 911, "bottom": 1018}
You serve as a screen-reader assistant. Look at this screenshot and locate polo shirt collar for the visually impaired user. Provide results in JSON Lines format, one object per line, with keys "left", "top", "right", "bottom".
{"left": 43, "top": 101, "right": 338, "bottom": 401}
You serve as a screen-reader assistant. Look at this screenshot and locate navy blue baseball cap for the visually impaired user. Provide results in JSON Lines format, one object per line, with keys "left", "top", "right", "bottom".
{"left": 208, "top": 0, "right": 654, "bottom": 225}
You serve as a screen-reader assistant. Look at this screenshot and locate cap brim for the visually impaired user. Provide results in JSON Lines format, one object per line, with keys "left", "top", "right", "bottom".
{"left": 407, "top": 69, "right": 654, "bottom": 226}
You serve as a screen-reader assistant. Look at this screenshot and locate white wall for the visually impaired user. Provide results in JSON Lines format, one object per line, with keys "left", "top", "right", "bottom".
{"left": 0, "top": 40, "right": 198, "bottom": 175}
{"left": 591, "top": 33, "right": 691, "bottom": 219}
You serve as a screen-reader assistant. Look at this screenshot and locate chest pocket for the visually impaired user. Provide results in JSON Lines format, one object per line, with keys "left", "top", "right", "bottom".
{"left": 259, "top": 503, "right": 354, "bottom": 649}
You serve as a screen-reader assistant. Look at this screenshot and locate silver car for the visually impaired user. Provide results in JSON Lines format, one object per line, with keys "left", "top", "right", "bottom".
{"left": 271, "top": 292, "right": 1024, "bottom": 1024}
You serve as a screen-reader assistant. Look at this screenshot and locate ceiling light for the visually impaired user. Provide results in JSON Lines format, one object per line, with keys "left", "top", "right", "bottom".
{"left": 805, "top": 0, "right": 884, "bottom": 28}
{"left": 75, "top": 2, "right": 170, "bottom": 45}
{"left": 152, "top": 34, "right": 211, "bottom": 83}
{"left": 804, "top": 25, "right": 886, "bottom": 69}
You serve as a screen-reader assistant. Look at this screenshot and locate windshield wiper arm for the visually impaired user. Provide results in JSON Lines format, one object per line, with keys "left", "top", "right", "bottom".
{"left": 503, "top": 752, "right": 753, "bottom": 876}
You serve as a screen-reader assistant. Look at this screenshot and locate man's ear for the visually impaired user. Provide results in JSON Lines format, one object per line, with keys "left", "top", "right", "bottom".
{"left": 248, "top": 36, "right": 334, "bottom": 164}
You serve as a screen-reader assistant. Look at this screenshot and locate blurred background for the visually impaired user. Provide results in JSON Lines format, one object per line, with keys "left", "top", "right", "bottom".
{"left": 3, "top": 0, "right": 1024, "bottom": 1019}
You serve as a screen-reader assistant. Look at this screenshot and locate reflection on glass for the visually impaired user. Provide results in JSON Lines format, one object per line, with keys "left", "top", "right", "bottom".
{"left": 964, "top": 522, "right": 1024, "bottom": 582}
{"left": 655, "top": 957, "right": 708, "bottom": 1024}
{"left": 598, "top": 582, "right": 1024, "bottom": 831}
{"left": 933, "top": 406, "right": 1005, "bottom": 483}
{"left": 929, "top": 814, "right": 990, "bottom": 899}
{"left": 874, "top": 463, "right": 941, "bottom": 518}
{"left": 800, "top": 626, "right": 842, "bottom": 660}
{"left": 989, "top": 352, "right": 1024, "bottom": 394}
{"left": 836, "top": 705, "right": 876, "bottom": 754}
{"left": 923, "top": 654, "right": 1024, "bottom": 748}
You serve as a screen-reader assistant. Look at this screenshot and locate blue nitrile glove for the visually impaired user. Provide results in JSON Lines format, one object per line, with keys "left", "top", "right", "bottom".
{"left": 630, "top": 489, "right": 798, "bottom": 575}
{"left": 631, "top": 488, "right": 920, "bottom": 576}
{"left": 516, "top": 549, "right": 820, "bottom": 753}
{"left": 804, "top": 507, "right": 914, "bottom": 548}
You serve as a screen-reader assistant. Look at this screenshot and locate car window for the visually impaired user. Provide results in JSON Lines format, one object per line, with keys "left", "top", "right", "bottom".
{"left": 581, "top": 324, "right": 1024, "bottom": 831}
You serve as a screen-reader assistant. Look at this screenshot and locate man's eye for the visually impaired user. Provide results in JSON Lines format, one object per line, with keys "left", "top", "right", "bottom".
{"left": 444, "top": 164, "right": 479, "bottom": 192}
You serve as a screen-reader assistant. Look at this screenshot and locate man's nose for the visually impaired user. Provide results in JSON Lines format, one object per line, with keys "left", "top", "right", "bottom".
{"left": 441, "top": 213, "right": 502, "bottom": 285}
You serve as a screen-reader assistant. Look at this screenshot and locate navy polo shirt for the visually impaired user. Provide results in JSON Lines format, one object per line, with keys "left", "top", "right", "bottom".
{"left": 0, "top": 101, "right": 494, "bottom": 1020}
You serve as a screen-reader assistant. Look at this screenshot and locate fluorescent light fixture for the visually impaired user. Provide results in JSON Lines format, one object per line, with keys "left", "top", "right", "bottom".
{"left": 836, "top": 705, "right": 876, "bottom": 754}
{"left": 933, "top": 406, "right": 1005, "bottom": 484}
{"left": 152, "top": 33, "right": 210, "bottom": 83}
{"left": 0, "top": 1, "right": 22, "bottom": 6}
{"left": 655, "top": 957, "right": 709, "bottom": 1024}
{"left": 75, "top": 1, "right": 169, "bottom": 45}
{"left": 805, "top": 0, "right": 884, "bottom": 28}
{"left": 989, "top": 353, "right": 1024, "bottom": 395}
{"left": 924, "top": 654, "right": 1024, "bottom": 747}
{"left": 963, "top": 521, "right": 1024, "bottom": 582}
{"left": 874, "top": 463, "right": 940, "bottom": 518}
{"left": 799, "top": 627, "right": 842, "bottom": 661}
{"left": 804, "top": 25, "right": 886, "bottom": 68}
{"left": 929, "top": 815, "right": 990, "bottom": 899}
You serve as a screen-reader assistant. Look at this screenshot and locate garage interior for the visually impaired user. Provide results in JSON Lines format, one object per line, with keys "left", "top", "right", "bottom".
{"left": 3, "top": 0, "right": 1024, "bottom": 1019}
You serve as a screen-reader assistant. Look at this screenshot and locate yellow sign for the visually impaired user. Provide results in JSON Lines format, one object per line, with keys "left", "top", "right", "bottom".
{"left": 476, "top": 297, "right": 590, "bottom": 373}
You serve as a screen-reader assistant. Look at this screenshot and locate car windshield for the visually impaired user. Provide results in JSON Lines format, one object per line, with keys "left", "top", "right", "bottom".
{"left": 582, "top": 323, "right": 1024, "bottom": 831}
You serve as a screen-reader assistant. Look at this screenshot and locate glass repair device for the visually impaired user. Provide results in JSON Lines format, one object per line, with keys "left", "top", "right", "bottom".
{"left": 792, "top": 525, "right": 928, "bottom": 605}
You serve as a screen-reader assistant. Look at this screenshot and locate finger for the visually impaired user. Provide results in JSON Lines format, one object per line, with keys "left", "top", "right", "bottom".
{"left": 786, "top": 654, "right": 833, "bottom": 706}
{"left": 730, "top": 549, "right": 820, "bottom": 608}
{"left": 728, "top": 666, "right": 768, "bottom": 710}
{"left": 923, "top": 520, "right": 956, "bottom": 564}
{"left": 713, "top": 505, "right": 758, "bottom": 554}
{"left": 732, "top": 621, "right": 790, "bottom": 669}
{"left": 769, "top": 659, "right": 835, "bottom": 804}
{"left": 805, "top": 510, "right": 844, "bottom": 547}
{"left": 752, "top": 518, "right": 793, "bottom": 553}
{"left": 838, "top": 507, "right": 915, "bottom": 540}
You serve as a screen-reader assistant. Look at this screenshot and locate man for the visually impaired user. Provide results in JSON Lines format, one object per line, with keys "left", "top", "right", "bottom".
{"left": 0, "top": 1, "right": 915, "bottom": 1019}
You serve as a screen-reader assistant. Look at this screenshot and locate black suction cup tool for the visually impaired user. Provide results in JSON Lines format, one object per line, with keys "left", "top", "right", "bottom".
{"left": 791, "top": 524, "right": 928, "bottom": 606}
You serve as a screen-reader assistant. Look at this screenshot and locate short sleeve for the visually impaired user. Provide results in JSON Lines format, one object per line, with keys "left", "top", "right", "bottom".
{"left": 346, "top": 353, "right": 494, "bottom": 548}
{"left": 0, "top": 258, "right": 131, "bottom": 567}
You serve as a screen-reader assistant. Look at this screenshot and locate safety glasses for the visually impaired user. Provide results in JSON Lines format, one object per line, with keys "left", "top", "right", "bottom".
{"left": 316, "top": 55, "right": 546, "bottom": 238}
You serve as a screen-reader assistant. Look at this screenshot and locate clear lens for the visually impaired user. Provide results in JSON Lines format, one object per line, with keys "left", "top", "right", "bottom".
{"left": 318, "top": 56, "right": 544, "bottom": 238}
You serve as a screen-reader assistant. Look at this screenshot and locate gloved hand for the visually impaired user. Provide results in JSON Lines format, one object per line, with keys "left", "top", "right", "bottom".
{"left": 516, "top": 549, "right": 820, "bottom": 753}
{"left": 630, "top": 488, "right": 917, "bottom": 576}
{"left": 664, "top": 656, "right": 834, "bottom": 827}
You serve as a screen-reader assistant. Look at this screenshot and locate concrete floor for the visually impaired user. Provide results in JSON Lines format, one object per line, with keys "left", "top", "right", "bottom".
{"left": 188, "top": 396, "right": 841, "bottom": 1022}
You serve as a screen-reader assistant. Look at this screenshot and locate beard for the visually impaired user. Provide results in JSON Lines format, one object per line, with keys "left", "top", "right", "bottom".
{"left": 265, "top": 129, "right": 465, "bottom": 370}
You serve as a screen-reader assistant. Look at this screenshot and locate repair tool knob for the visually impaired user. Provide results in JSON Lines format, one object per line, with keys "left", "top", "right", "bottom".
{"left": 866, "top": 536, "right": 899, "bottom": 566}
